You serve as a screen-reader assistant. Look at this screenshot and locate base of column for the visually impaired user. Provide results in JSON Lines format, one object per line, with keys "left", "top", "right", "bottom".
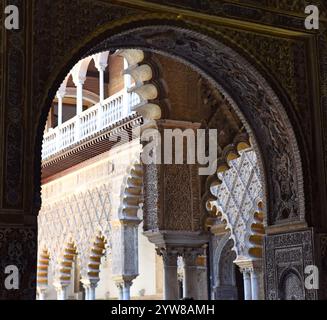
{"left": 113, "top": 275, "right": 136, "bottom": 301}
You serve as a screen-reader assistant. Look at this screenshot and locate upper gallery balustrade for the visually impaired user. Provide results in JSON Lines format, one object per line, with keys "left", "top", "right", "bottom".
{"left": 42, "top": 52, "right": 140, "bottom": 160}
{"left": 42, "top": 90, "right": 139, "bottom": 159}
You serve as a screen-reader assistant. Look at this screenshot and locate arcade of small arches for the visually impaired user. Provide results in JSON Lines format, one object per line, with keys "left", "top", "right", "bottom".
{"left": 36, "top": 42, "right": 298, "bottom": 300}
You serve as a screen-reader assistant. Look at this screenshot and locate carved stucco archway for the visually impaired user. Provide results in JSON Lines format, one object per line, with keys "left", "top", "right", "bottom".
{"left": 86, "top": 24, "right": 304, "bottom": 227}
{"left": 53, "top": 240, "right": 77, "bottom": 293}
{"left": 212, "top": 233, "right": 239, "bottom": 300}
{"left": 211, "top": 149, "right": 265, "bottom": 261}
{"left": 118, "top": 157, "right": 144, "bottom": 220}
{"left": 33, "top": 19, "right": 309, "bottom": 302}
{"left": 38, "top": 183, "right": 112, "bottom": 292}
{"left": 111, "top": 158, "right": 144, "bottom": 288}
{"left": 35, "top": 19, "right": 306, "bottom": 229}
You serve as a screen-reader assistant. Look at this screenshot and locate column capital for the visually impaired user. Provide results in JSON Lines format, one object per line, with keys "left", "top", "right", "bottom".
{"left": 234, "top": 259, "right": 262, "bottom": 273}
{"left": 53, "top": 280, "right": 69, "bottom": 290}
{"left": 113, "top": 275, "right": 135, "bottom": 287}
{"left": 54, "top": 282, "right": 69, "bottom": 300}
{"left": 56, "top": 88, "right": 66, "bottom": 99}
{"left": 120, "top": 217, "right": 142, "bottom": 226}
{"left": 81, "top": 277, "right": 99, "bottom": 289}
{"left": 181, "top": 247, "right": 205, "bottom": 267}
{"left": 95, "top": 63, "right": 108, "bottom": 72}
{"left": 156, "top": 247, "right": 179, "bottom": 266}
{"left": 37, "top": 286, "right": 48, "bottom": 294}
{"left": 114, "top": 276, "right": 133, "bottom": 300}
{"left": 72, "top": 75, "right": 86, "bottom": 86}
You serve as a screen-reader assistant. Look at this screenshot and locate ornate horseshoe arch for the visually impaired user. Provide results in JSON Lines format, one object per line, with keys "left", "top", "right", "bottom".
{"left": 85, "top": 22, "right": 304, "bottom": 228}
{"left": 35, "top": 17, "right": 306, "bottom": 231}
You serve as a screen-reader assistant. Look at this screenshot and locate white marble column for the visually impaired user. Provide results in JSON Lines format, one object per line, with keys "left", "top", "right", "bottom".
{"left": 95, "top": 63, "right": 107, "bottom": 104}
{"left": 157, "top": 247, "right": 179, "bottom": 300}
{"left": 96, "top": 65, "right": 106, "bottom": 130}
{"left": 243, "top": 270, "right": 252, "bottom": 300}
{"left": 82, "top": 279, "right": 98, "bottom": 300}
{"left": 76, "top": 80, "right": 84, "bottom": 116}
{"left": 84, "top": 286, "right": 90, "bottom": 300}
{"left": 123, "top": 281, "right": 132, "bottom": 300}
{"left": 56, "top": 285, "right": 68, "bottom": 300}
{"left": 115, "top": 280, "right": 132, "bottom": 300}
{"left": 56, "top": 89, "right": 65, "bottom": 126}
{"left": 88, "top": 283, "right": 97, "bottom": 300}
{"left": 116, "top": 283, "right": 124, "bottom": 300}
{"left": 123, "top": 58, "right": 132, "bottom": 115}
{"left": 99, "top": 67, "right": 105, "bottom": 104}
{"left": 235, "top": 260, "right": 263, "bottom": 300}
{"left": 94, "top": 52, "right": 109, "bottom": 104}
{"left": 55, "top": 77, "right": 68, "bottom": 129}
{"left": 250, "top": 263, "right": 263, "bottom": 300}
{"left": 250, "top": 270, "right": 260, "bottom": 300}
{"left": 37, "top": 287, "right": 47, "bottom": 300}
{"left": 73, "top": 77, "right": 85, "bottom": 142}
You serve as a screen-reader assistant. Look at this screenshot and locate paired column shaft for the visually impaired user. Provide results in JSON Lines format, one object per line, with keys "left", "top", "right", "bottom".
{"left": 57, "top": 94, "right": 63, "bottom": 126}
{"left": 74, "top": 78, "right": 85, "bottom": 142}
{"left": 99, "top": 68, "right": 105, "bottom": 103}
{"left": 37, "top": 288, "right": 47, "bottom": 300}
{"left": 123, "top": 282, "right": 131, "bottom": 300}
{"left": 236, "top": 260, "right": 263, "bottom": 300}
{"left": 115, "top": 280, "right": 133, "bottom": 300}
{"left": 56, "top": 286, "right": 68, "bottom": 300}
{"left": 157, "top": 248, "right": 179, "bottom": 300}
{"left": 243, "top": 270, "right": 252, "bottom": 300}
{"left": 82, "top": 280, "right": 98, "bottom": 300}
{"left": 163, "top": 261, "right": 179, "bottom": 300}
{"left": 182, "top": 248, "right": 203, "bottom": 300}
{"left": 157, "top": 246, "right": 204, "bottom": 300}
{"left": 76, "top": 81, "right": 84, "bottom": 116}
{"left": 56, "top": 82, "right": 66, "bottom": 128}
{"left": 117, "top": 284, "right": 124, "bottom": 300}
{"left": 250, "top": 269, "right": 261, "bottom": 300}
{"left": 123, "top": 58, "right": 132, "bottom": 114}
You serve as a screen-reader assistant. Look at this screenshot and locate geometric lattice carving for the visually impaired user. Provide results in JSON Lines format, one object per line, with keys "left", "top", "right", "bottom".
{"left": 92, "top": 25, "right": 304, "bottom": 226}
{"left": 212, "top": 149, "right": 264, "bottom": 260}
{"left": 38, "top": 183, "right": 112, "bottom": 283}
